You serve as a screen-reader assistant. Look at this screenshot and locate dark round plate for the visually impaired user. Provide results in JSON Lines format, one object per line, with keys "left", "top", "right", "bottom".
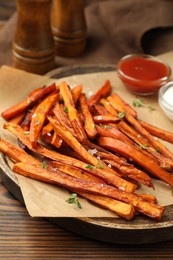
{"left": 1, "top": 64, "right": 173, "bottom": 244}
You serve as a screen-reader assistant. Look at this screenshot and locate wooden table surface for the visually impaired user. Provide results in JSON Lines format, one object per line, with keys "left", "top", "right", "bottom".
{"left": 1, "top": 179, "right": 173, "bottom": 260}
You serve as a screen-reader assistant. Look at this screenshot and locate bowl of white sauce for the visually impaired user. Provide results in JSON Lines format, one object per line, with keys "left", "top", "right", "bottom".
{"left": 158, "top": 81, "right": 173, "bottom": 121}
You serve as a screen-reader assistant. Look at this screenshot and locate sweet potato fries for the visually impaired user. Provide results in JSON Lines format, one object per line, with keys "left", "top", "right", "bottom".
{"left": 1, "top": 78, "right": 173, "bottom": 221}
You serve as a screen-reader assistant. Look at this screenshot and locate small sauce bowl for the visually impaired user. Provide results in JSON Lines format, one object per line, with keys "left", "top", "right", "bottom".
{"left": 117, "top": 54, "right": 171, "bottom": 96}
{"left": 158, "top": 81, "right": 173, "bottom": 121}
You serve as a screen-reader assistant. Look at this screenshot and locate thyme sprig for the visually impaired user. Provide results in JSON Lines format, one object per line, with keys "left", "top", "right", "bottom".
{"left": 85, "top": 162, "right": 104, "bottom": 170}
{"left": 132, "top": 98, "right": 156, "bottom": 112}
{"left": 41, "top": 160, "right": 47, "bottom": 169}
{"left": 118, "top": 111, "right": 125, "bottom": 119}
{"left": 66, "top": 193, "right": 82, "bottom": 209}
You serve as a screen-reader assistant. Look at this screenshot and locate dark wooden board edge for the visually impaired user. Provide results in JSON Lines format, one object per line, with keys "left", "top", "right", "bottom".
{"left": 1, "top": 64, "right": 173, "bottom": 244}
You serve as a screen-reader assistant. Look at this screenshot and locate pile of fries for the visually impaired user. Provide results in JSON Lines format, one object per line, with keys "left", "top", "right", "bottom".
{"left": 1, "top": 79, "right": 173, "bottom": 221}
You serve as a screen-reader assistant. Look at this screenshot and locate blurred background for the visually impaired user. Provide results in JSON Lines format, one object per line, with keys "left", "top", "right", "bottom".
{"left": 1, "top": 0, "right": 173, "bottom": 73}
{"left": 0, "top": 0, "right": 16, "bottom": 25}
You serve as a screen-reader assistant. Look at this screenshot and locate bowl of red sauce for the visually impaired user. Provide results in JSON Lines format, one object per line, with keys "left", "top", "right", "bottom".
{"left": 117, "top": 54, "right": 171, "bottom": 95}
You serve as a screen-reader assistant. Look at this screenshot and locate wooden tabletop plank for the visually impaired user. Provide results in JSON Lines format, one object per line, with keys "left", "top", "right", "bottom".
{"left": 1, "top": 180, "right": 173, "bottom": 259}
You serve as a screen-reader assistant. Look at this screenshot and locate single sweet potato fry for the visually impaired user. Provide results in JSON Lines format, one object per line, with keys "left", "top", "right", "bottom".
{"left": 100, "top": 98, "right": 118, "bottom": 116}
{"left": 59, "top": 81, "right": 87, "bottom": 142}
{"left": 50, "top": 131, "right": 63, "bottom": 148}
{"left": 98, "top": 136, "right": 173, "bottom": 188}
{"left": 29, "top": 91, "right": 59, "bottom": 147}
{"left": 42, "top": 121, "right": 54, "bottom": 136}
{"left": 118, "top": 120, "right": 149, "bottom": 146}
{"left": 72, "top": 84, "right": 83, "bottom": 105}
{"left": 139, "top": 119, "right": 173, "bottom": 144}
{"left": 139, "top": 194, "right": 157, "bottom": 204}
{"left": 93, "top": 114, "right": 120, "bottom": 124}
{"left": 87, "top": 80, "right": 111, "bottom": 107}
{"left": 111, "top": 93, "right": 137, "bottom": 117}
{"left": 53, "top": 103, "right": 77, "bottom": 138}
{"left": 9, "top": 112, "right": 25, "bottom": 125}
{"left": 74, "top": 191, "right": 135, "bottom": 220}
{"left": 0, "top": 139, "right": 40, "bottom": 165}
{"left": 1, "top": 83, "right": 56, "bottom": 120}
{"left": 1, "top": 87, "right": 43, "bottom": 120}
{"left": 96, "top": 124, "right": 133, "bottom": 145}
{"left": 92, "top": 103, "right": 110, "bottom": 116}
{"left": 79, "top": 93, "right": 97, "bottom": 139}
{"left": 20, "top": 106, "right": 36, "bottom": 131}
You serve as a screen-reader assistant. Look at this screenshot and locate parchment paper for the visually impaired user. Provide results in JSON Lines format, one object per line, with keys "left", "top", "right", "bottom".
{"left": 0, "top": 52, "right": 173, "bottom": 217}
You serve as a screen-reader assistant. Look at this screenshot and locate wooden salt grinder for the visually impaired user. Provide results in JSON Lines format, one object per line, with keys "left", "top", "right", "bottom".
{"left": 51, "top": 0, "right": 87, "bottom": 58}
{"left": 13, "top": 0, "right": 55, "bottom": 75}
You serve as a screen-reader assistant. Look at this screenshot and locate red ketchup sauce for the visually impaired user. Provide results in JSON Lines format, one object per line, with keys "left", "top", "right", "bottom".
{"left": 118, "top": 55, "right": 170, "bottom": 95}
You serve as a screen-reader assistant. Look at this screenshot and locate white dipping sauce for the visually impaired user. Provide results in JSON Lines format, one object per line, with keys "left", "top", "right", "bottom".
{"left": 163, "top": 86, "right": 173, "bottom": 106}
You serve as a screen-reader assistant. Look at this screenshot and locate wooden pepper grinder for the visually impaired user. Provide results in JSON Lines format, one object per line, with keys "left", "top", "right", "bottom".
{"left": 51, "top": 0, "right": 87, "bottom": 58}
{"left": 13, "top": 0, "right": 55, "bottom": 75}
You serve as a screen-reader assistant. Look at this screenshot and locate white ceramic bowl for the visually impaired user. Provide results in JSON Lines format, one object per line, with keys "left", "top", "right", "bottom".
{"left": 158, "top": 81, "right": 173, "bottom": 121}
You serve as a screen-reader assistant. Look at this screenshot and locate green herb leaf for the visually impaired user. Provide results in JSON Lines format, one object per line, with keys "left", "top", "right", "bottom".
{"left": 35, "top": 120, "right": 40, "bottom": 125}
{"left": 86, "top": 162, "right": 104, "bottom": 170}
{"left": 66, "top": 193, "right": 82, "bottom": 209}
{"left": 148, "top": 105, "right": 156, "bottom": 111}
{"left": 118, "top": 111, "right": 125, "bottom": 119}
{"left": 97, "top": 162, "right": 104, "bottom": 169}
{"left": 41, "top": 161, "right": 47, "bottom": 169}
{"left": 85, "top": 164, "right": 94, "bottom": 170}
{"left": 63, "top": 106, "right": 68, "bottom": 113}
{"left": 99, "top": 123, "right": 112, "bottom": 129}
{"left": 104, "top": 125, "right": 112, "bottom": 129}
{"left": 139, "top": 144, "right": 149, "bottom": 150}
{"left": 24, "top": 131, "right": 30, "bottom": 135}
{"left": 39, "top": 105, "right": 45, "bottom": 111}
{"left": 155, "top": 149, "right": 161, "bottom": 153}
{"left": 132, "top": 99, "right": 143, "bottom": 107}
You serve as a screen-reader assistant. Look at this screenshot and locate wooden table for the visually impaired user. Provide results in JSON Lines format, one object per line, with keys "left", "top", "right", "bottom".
{"left": 1, "top": 179, "right": 173, "bottom": 259}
